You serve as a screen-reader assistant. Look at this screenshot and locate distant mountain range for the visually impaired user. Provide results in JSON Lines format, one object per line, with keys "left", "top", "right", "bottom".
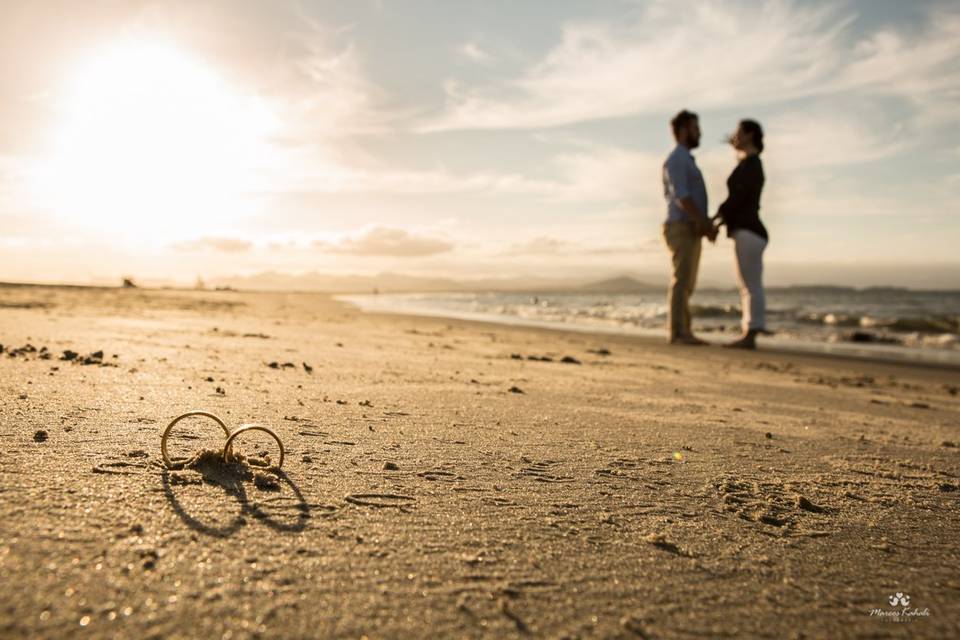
{"left": 208, "top": 271, "right": 664, "bottom": 294}
{"left": 575, "top": 276, "right": 662, "bottom": 293}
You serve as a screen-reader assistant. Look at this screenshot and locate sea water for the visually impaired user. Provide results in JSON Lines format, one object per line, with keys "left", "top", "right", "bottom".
{"left": 340, "top": 287, "right": 960, "bottom": 366}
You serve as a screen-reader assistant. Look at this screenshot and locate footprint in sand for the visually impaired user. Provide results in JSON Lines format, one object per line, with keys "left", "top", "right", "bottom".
{"left": 516, "top": 459, "right": 574, "bottom": 483}
{"left": 711, "top": 475, "right": 832, "bottom": 534}
{"left": 92, "top": 460, "right": 149, "bottom": 475}
{"left": 418, "top": 470, "right": 461, "bottom": 482}
{"left": 481, "top": 496, "right": 518, "bottom": 507}
{"left": 298, "top": 430, "right": 330, "bottom": 438}
{"left": 594, "top": 461, "right": 648, "bottom": 481}
{"left": 345, "top": 493, "right": 417, "bottom": 508}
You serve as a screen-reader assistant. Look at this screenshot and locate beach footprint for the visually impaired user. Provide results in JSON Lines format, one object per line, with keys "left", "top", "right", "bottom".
{"left": 418, "top": 470, "right": 461, "bottom": 482}
{"left": 516, "top": 458, "right": 574, "bottom": 483}
{"left": 710, "top": 475, "right": 833, "bottom": 534}
{"left": 345, "top": 493, "right": 417, "bottom": 509}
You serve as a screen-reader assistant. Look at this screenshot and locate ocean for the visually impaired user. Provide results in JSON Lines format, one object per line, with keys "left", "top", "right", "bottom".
{"left": 340, "top": 287, "right": 960, "bottom": 366}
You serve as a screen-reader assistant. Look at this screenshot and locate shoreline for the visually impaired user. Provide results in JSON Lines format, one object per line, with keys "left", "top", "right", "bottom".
{"left": 360, "top": 309, "right": 960, "bottom": 385}
{"left": 339, "top": 295, "right": 960, "bottom": 372}
{"left": 2, "top": 280, "right": 957, "bottom": 368}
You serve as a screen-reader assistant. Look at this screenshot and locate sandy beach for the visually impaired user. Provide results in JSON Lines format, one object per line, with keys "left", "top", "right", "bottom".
{"left": 1, "top": 284, "right": 958, "bottom": 639}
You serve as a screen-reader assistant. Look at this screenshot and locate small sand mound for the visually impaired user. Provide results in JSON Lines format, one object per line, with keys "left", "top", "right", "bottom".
{"left": 253, "top": 472, "right": 281, "bottom": 491}
{"left": 643, "top": 532, "right": 693, "bottom": 557}
{"left": 172, "top": 448, "right": 281, "bottom": 487}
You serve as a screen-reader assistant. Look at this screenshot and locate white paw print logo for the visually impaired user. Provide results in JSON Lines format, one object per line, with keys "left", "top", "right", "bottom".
{"left": 889, "top": 592, "right": 910, "bottom": 607}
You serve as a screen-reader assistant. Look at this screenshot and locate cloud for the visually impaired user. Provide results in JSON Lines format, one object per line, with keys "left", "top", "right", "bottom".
{"left": 423, "top": 1, "right": 960, "bottom": 131}
{"left": 261, "top": 138, "right": 664, "bottom": 203}
{"left": 760, "top": 109, "right": 906, "bottom": 173}
{"left": 549, "top": 146, "right": 661, "bottom": 202}
{"left": 460, "top": 41, "right": 494, "bottom": 64}
{"left": 287, "top": 30, "right": 391, "bottom": 136}
{"left": 316, "top": 226, "right": 454, "bottom": 257}
{"left": 253, "top": 151, "right": 564, "bottom": 198}
{"left": 507, "top": 236, "right": 570, "bottom": 254}
{"left": 173, "top": 237, "right": 254, "bottom": 253}
{"left": 340, "top": 168, "right": 554, "bottom": 196}
{"left": 504, "top": 235, "right": 659, "bottom": 257}
{"left": 833, "top": 12, "right": 960, "bottom": 100}
{"left": 241, "top": 2, "right": 957, "bottom": 214}
{"left": 256, "top": 18, "right": 413, "bottom": 141}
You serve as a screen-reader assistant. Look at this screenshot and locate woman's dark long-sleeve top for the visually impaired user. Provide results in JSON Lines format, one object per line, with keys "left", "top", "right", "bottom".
{"left": 717, "top": 154, "right": 767, "bottom": 241}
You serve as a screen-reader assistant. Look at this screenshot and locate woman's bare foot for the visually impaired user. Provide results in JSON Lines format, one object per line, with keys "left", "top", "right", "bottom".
{"left": 726, "top": 329, "right": 759, "bottom": 349}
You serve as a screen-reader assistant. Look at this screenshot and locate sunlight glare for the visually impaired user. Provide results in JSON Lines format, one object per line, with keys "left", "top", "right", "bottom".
{"left": 30, "top": 39, "right": 279, "bottom": 239}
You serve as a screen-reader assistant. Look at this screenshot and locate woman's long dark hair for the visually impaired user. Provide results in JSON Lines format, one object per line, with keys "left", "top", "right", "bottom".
{"left": 739, "top": 119, "right": 764, "bottom": 153}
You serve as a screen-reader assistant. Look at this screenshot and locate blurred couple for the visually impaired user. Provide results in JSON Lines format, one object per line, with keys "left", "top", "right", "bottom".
{"left": 662, "top": 109, "right": 768, "bottom": 350}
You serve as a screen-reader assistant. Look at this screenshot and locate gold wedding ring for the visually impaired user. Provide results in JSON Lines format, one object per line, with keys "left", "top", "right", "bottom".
{"left": 161, "top": 411, "right": 231, "bottom": 469}
{"left": 223, "top": 424, "right": 285, "bottom": 470}
{"left": 161, "top": 411, "right": 285, "bottom": 471}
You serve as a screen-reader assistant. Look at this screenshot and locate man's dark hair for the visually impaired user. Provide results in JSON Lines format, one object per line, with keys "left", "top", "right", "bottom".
{"left": 671, "top": 110, "right": 698, "bottom": 138}
{"left": 739, "top": 119, "right": 764, "bottom": 153}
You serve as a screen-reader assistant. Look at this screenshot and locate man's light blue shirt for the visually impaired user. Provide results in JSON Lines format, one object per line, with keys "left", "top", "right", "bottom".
{"left": 663, "top": 144, "right": 707, "bottom": 225}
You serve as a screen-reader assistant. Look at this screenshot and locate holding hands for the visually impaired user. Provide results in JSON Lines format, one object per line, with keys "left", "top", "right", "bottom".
{"left": 700, "top": 217, "right": 719, "bottom": 243}
{"left": 707, "top": 214, "right": 725, "bottom": 243}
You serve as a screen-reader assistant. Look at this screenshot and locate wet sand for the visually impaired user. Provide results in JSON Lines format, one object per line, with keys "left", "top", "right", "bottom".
{"left": 1, "top": 285, "right": 958, "bottom": 639}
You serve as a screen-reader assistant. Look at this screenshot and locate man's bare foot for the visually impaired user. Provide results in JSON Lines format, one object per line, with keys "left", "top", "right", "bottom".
{"left": 670, "top": 335, "right": 709, "bottom": 346}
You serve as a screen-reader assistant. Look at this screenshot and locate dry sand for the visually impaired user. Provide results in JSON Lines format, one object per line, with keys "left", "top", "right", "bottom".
{"left": 0, "top": 285, "right": 958, "bottom": 639}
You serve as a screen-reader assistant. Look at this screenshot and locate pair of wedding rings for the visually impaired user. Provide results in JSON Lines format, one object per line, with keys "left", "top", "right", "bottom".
{"left": 161, "top": 410, "right": 285, "bottom": 471}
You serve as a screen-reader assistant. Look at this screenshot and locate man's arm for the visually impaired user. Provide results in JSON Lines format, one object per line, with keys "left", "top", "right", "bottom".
{"left": 665, "top": 155, "right": 714, "bottom": 238}
{"left": 677, "top": 196, "right": 714, "bottom": 238}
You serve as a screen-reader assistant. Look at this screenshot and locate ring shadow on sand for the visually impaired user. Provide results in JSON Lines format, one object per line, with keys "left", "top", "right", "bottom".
{"left": 161, "top": 454, "right": 311, "bottom": 537}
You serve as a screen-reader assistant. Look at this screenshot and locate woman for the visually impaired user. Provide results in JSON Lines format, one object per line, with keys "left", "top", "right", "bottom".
{"left": 714, "top": 119, "right": 767, "bottom": 349}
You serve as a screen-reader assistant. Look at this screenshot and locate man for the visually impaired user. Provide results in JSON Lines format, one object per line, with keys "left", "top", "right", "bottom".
{"left": 662, "top": 109, "right": 715, "bottom": 345}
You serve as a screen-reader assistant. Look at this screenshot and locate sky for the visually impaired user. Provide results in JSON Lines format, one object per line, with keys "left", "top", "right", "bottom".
{"left": 1, "top": 0, "right": 958, "bottom": 288}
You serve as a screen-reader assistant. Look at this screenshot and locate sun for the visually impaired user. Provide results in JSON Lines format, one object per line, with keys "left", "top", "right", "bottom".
{"left": 30, "top": 39, "right": 279, "bottom": 240}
